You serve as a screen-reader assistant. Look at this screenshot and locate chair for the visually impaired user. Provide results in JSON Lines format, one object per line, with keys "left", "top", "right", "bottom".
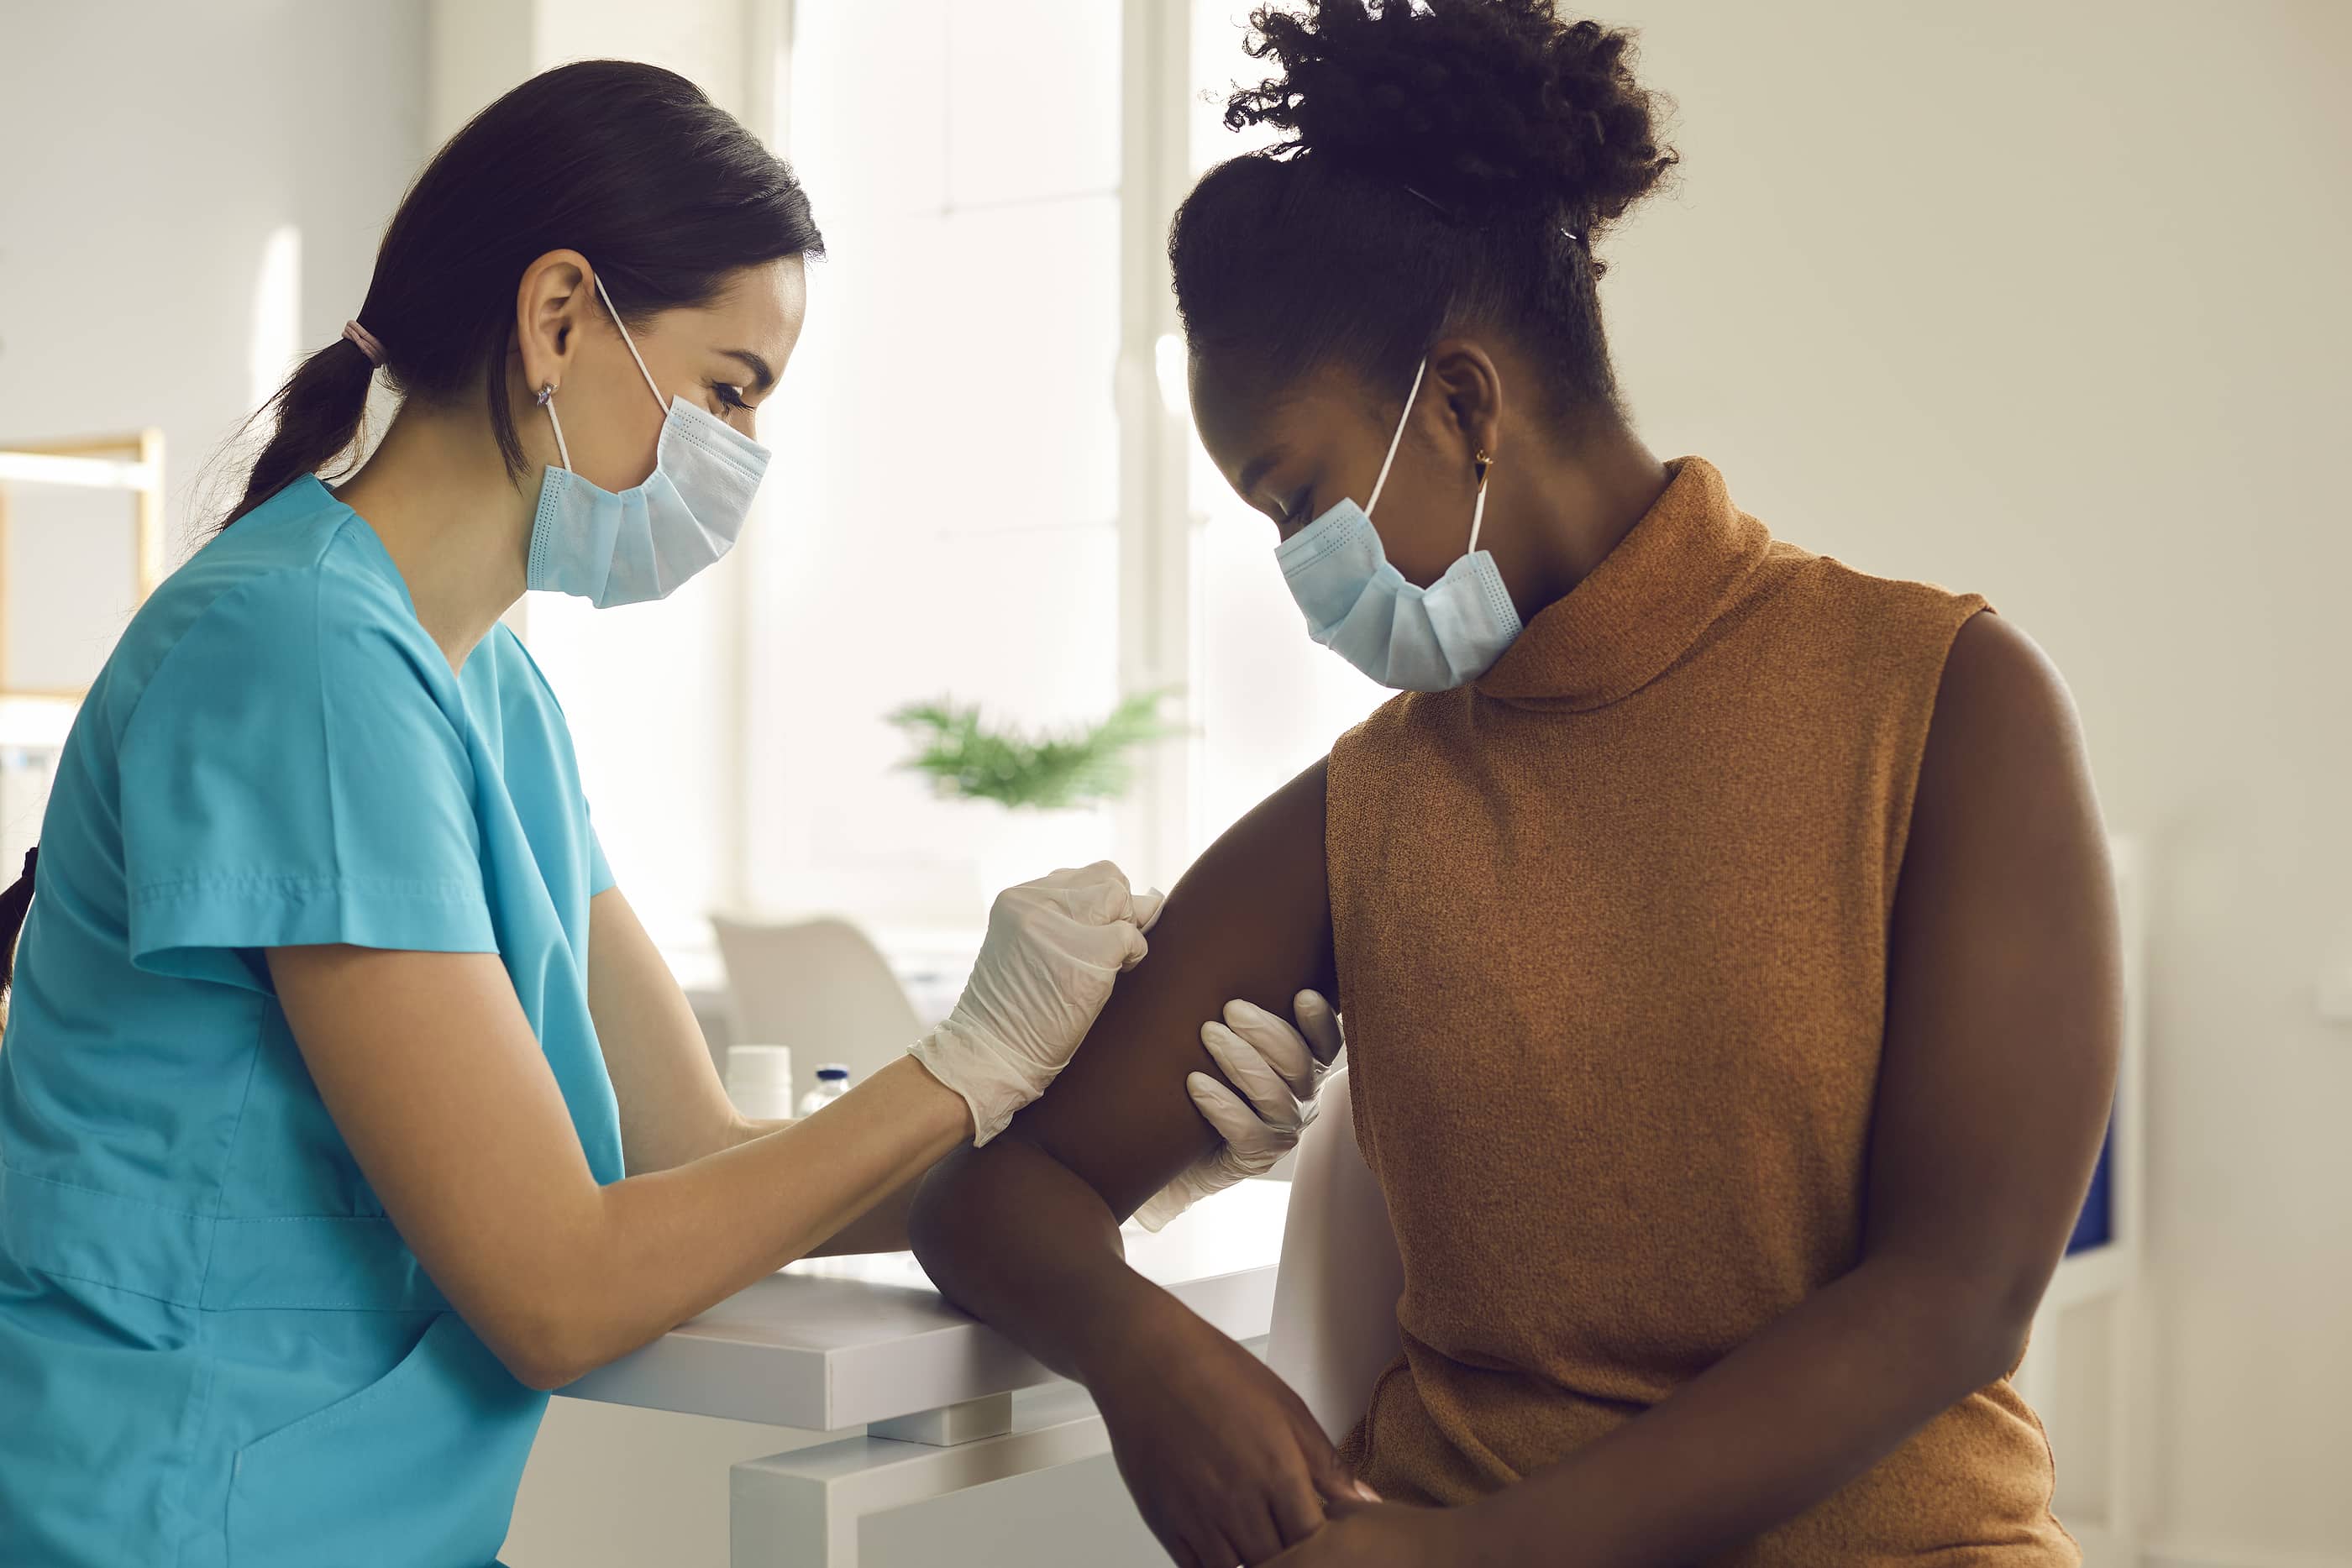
{"left": 1264, "top": 1068, "right": 1408, "bottom": 1442}
{"left": 709, "top": 915, "right": 927, "bottom": 1111}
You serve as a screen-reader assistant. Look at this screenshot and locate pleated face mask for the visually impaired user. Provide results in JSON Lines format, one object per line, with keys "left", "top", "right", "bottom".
{"left": 1273, "top": 357, "right": 1522, "bottom": 691}
{"left": 528, "top": 267, "right": 771, "bottom": 608}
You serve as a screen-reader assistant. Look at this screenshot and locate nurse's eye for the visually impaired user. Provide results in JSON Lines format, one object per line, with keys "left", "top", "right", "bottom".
{"left": 712, "top": 383, "right": 750, "bottom": 411}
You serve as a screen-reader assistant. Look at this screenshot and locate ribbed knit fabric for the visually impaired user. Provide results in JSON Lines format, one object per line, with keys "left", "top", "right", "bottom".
{"left": 1326, "top": 458, "right": 2075, "bottom": 1563}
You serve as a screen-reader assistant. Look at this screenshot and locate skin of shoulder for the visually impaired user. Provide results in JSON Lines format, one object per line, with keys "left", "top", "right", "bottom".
{"left": 999, "top": 755, "right": 1340, "bottom": 1220}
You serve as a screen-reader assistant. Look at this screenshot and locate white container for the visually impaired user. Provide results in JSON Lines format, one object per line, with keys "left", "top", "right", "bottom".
{"left": 797, "top": 1064, "right": 851, "bottom": 1119}
{"left": 725, "top": 1044, "right": 795, "bottom": 1122}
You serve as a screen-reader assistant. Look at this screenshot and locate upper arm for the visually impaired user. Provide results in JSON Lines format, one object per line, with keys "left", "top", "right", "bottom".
{"left": 585, "top": 884, "right": 743, "bottom": 1174}
{"left": 268, "top": 943, "right": 607, "bottom": 1385}
{"left": 1004, "top": 757, "right": 1339, "bottom": 1219}
{"left": 119, "top": 572, "right": 494, "bottom": 984}
{"left": 1866, "top": 613, "right": 2121, "bottom": 1329}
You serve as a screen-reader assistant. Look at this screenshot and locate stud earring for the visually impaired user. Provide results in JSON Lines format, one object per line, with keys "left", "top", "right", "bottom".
{"left": 1473, "top": 448, "right": 1496, "bottom": 490}
{"left": 535, "top": 384, "right": 556, "bottom": 407}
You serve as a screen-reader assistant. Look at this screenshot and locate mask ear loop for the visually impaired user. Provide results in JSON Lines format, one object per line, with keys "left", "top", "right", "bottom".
{"left": 1365, "top": 356, "right": 1430, "bottom": 517}
{"left": 589, "top": 267, "right": 670, "bottom": 414}
{"left": 538, "top": 384, "right": 572, "bottom": 471}
{"left": 1468, "top": 448, "right": 1494, "bottom": 553}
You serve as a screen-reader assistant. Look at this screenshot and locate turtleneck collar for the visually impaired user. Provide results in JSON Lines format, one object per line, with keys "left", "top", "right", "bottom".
{"left": 1474, "top": 457, "right": 1772, "bottom": 711}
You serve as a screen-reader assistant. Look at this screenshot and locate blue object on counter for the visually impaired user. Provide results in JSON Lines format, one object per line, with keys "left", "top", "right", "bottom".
{"left": 2065, "top": 1117, "right": 2115, "bottom": 1255}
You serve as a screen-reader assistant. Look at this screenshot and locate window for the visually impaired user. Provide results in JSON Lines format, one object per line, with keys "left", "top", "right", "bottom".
{"left": 745, "top": 0, "right": 1126, "bottom": 931}
{"left": 738, "top": 0, "right": 1385, "bottom": 937}
{"left": 1184, "top": 2, "right": 1388, "bottom": 854}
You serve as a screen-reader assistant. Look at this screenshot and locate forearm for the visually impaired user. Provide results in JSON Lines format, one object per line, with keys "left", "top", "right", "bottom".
{"left": 534, "top": 1058, "right": 969, "bottom": 1386}
{"left": 1461, "top": 1261, "right": 2026, "bottom": 1568}
{"left": 910, "top": 1138, "right": 1178, "bottom": 1384}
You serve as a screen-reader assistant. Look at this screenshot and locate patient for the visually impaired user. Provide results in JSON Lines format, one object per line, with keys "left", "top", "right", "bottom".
{"left": 910, "top": 5, "right": 2118, "bottom": 1565}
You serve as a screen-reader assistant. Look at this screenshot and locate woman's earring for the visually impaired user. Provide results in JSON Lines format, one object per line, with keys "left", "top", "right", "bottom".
{"left": 1473, "top": 447, "right": 1496, "bottom": 492}
{"left": 535, "top": 384, "right": 556, "bottom": 407}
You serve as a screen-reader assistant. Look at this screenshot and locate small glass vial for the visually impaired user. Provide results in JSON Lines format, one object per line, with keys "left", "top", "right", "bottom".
{"left": 797, "top": 1064, "right": 852, "bottom": 1118}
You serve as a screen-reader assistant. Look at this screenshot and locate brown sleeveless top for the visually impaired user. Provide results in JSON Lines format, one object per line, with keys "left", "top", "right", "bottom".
{"left": 1326, "top": 459, "right": 2074, "bottom": 1562}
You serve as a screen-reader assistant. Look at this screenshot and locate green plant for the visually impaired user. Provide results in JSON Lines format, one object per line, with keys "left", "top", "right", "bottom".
{"left": 888, "top": 691, "right": 1176, "bottom": 811}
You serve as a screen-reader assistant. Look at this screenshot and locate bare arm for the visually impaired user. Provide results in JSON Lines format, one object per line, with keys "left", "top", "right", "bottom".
{"left": 910, "top": 760, "right": 1354, "bottom": 1566}
{"left": 912, "top": 758, "right": 1336, "bottom": 1331}
{"left": 270, "top": 942, "right": 970, "bottom": 1391}
{"left": 579, "top": 886, "right": 938, "bottom": 1255}
{"left": 1373, "top": 612, "right": 2122, "bottom": 1567}
{"left": 585, "top": 886, "right": 745, "bottom": 1175}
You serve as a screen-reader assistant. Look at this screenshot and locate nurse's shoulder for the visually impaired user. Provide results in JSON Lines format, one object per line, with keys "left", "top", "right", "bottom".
{"left": 96, "top": 476, "right": 453, "bottom": 742}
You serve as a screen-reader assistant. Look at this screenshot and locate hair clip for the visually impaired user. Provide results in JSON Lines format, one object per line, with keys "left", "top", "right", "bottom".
{"left": 1400, "top": 183, "right": 1458, "bottom": 223}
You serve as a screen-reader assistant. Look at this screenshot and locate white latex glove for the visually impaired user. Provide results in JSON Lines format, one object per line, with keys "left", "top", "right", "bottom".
{"left": 1133, "top": 989, "right": 1345, "bottom": 1232}
{"left": 911, "top": 862, "right": 1166, "bottom": 1146}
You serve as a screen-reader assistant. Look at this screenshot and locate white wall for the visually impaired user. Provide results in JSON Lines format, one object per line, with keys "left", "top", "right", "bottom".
{"left": 1592, "top": 3, "right": 2350, "bottom": 1560}
{"left": 0, "top": 0, "right": 428, "bottom": 557}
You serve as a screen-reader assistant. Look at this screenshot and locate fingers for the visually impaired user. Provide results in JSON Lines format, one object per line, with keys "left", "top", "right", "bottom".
{"left": 1005, "top": 860, "right": 1136, "bottom": 924}
{"left": 1223, "top": 1504, "right": 1284, "bottom": 1567}
{"left": 1198, "top": 1022, "right": 1307, "bottom": 1130}
{"left": 1116, "top": 912, "right": 1152, "bottom": 973}
{"left": 1216, "top": 999, "right": 1317, "bottom": 1100}
{"left": 1194, "top": 1525, "right": 1247, "bottom": 1568}
{"left": 1292, "top": 989, "right": 1345, "bottom": 1066}
{"left": 1186, "top": 1073, "right": 1286, "bottom": 1159}
{"left": 1267, "top": 1466, "right": 1328, "bottom": 1547}
{"left": 993, "top": 863, "right": 1161, "bottom": 971}
{"left": 1312, "top": 1454, "right": 1379, "bottom": 1508}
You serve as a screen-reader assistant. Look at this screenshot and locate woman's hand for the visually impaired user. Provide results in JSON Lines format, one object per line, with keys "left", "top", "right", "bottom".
{"left": 1263, "top": 1497, "right": 1469, "bottom": 1568}
{"left": 1134, "top": 990, "right": 1344, "bottom": 1230}
{"left": 1086, "top": 1293, "right": 1373, "bottom": 1568}
{"left": 910, "top": 862, "right": 1164, "bottom": 1145}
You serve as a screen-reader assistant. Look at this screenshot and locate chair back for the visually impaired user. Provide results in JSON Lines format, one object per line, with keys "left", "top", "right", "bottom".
{"left": 1266, "top": 1067, "right": 1409, "bottom": 1443}
{"left": 710, "top": 915, "right": 926, "bottom": 1109}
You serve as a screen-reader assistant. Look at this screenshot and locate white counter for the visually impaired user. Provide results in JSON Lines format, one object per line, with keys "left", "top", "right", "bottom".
{"left": 564, "top": 1178, "right": 1285, "bottom": 1433}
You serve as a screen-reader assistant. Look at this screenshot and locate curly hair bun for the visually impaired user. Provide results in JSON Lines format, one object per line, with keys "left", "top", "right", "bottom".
{"left": 1227, "top": 0, "right": 1676, "bottom": 233}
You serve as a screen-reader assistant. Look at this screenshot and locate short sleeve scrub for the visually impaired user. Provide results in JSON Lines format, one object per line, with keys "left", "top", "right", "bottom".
{"left": 0, "top": 476, "right": 622, "bottom": 1566}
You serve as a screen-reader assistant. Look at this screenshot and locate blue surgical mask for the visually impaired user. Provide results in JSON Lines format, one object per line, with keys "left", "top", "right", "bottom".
{"left": 1273, "top": 357, "right": 1522, "bottom": 691}
{"left": 528, "top": 267, "right": 770, "bottom": 608}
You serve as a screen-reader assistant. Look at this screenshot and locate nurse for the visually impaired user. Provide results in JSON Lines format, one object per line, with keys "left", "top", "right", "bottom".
{"left": 0, "top": 60, "right": 1329, "bottom": 1567}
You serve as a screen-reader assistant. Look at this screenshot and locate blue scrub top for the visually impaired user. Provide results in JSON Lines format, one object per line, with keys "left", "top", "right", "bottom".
{"left": 0, "top": 477, "right": 624, "bottom": 1566}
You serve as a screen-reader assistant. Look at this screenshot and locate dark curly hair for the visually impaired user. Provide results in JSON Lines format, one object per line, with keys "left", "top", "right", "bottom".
{"left": 1172, "top": 0, "right": 1676, "bottom": 417}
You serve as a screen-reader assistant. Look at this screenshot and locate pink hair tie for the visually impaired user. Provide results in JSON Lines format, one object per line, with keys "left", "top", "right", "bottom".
{"left": 342, "top": 319, "right": 386, "bottom": 365}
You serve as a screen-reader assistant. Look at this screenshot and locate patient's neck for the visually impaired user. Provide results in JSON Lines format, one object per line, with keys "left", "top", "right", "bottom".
{"left": 1487, "top": 418, "right": 1672, "bottom": 627}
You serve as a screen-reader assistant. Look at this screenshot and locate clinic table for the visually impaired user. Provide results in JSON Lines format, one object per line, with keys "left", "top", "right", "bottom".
{"left": 559, "top": 1180, "right": 1289, "bottom": 1566}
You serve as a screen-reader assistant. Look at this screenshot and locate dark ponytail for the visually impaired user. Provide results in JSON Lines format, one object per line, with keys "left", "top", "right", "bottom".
{"left": 227, "top": 338, "right": 381, "bottom": 526}
{"left": 0, "top": 847, "right": 34, "bottom": 1009}
{"left": 221, "top": 59, "right": 824, "bottom": 527}
{"left": 1171, "top": 0, "right": 1676, "bottom": 417}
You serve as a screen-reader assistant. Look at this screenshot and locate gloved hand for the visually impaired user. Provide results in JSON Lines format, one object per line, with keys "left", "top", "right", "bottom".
{"left": 911, "top": 862, "right": 1166, "bottom": 1146}
{"left": 1134, "top": 990, "right": 1345, "bottom": 1232}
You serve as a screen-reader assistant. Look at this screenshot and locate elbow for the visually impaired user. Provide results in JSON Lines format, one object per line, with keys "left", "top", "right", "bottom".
{"left": 1909, "top": 1269, "right": 2046, "bottom": 1398}
{"left": 480, "top": 1310, "right": 598, "bottom": 1393}
{"left": 1872, "top": 1260, "right": 2041, "bottom": 1401}
{"left": 905, "top": 1157, "right": 976, "bottom": 1304}
{"left": 491, "top": 1314, "right": 611, "bottom": 1393}
{"left": 1956, "top": 1306, "right": 2036, "bottom": 1396}
{"left": 467, "top": 1282, "right": 614, "bottom": 1392}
